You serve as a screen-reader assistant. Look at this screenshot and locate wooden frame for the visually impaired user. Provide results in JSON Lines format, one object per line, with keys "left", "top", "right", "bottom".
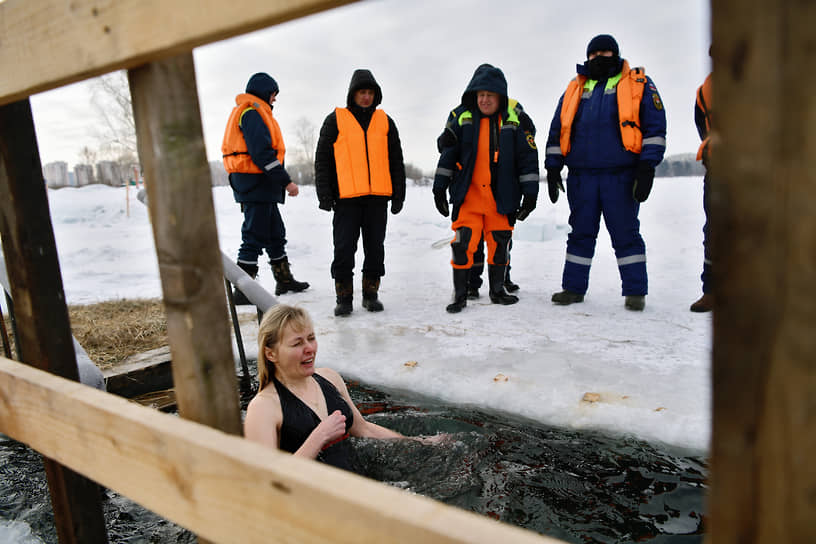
{"left": 0, "top": 357, "right": 556, "bottom": 544}
{"left": 0, "top": 0, "right": 356, "bottom": 106}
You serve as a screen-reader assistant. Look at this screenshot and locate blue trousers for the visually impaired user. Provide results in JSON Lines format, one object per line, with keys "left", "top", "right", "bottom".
{"left": 701, "top": 173, "right": 712, "bottom": 293}
{"left": 237, "top": 202, "right": 286, "bottom": 265}
{"left": 562, "top": 169, "right": 647, "bottom": 296}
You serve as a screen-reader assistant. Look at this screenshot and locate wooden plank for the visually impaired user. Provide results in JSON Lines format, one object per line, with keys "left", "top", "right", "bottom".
{"left": 709, "top": 0, "right": 816, "bottom": 542}
{"left": 0, "top": 357, "right": 559, "bottom": 544}
{"left": 0, "top": 99, "right": 108, "bottom": 541}
{"left": 0, "top": 0, "right": 357, "bottom": 105}
{"left": 128, "top": 54, "right": 242, "bottom": 435}
{"left": 101, "top": 346, "right": 173, "bottom": 398}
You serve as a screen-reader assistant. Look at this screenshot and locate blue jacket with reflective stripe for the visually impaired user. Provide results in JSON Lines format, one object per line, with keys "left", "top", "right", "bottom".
{"left": 434, "top": 65, "right": 539, "bottom": 216}
{"left": 544, "top": 60, "right": 667, "bottom": 171}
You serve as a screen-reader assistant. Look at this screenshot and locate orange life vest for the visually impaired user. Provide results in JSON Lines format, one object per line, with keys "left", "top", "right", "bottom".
{"left": 221, "top": 93, "right": 286, "bottom": 174}
{"left": 559, "top": 60, "right": 647, "bottom": 156}
{"left": 333, "top": 108, "right": 392, "bottom": 199}
{"left": 696, "top": 74, "right": 713, "bottom": 161}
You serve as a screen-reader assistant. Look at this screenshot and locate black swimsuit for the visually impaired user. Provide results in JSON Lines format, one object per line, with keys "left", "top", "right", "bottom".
{"left": 271, "top": 373, "right": 354, "bottom": 470}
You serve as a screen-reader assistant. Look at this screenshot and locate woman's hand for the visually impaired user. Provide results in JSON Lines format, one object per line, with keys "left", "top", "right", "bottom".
{"left": 315, "top": 410, "right": 347, "bottom": 447}
{"left": 413, "top": 433, "right": 450, "bottom": 446}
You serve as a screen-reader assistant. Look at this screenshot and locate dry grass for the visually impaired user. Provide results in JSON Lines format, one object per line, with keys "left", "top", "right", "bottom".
{"left": 3, "top": 298, "right": 168, "bottom": 370}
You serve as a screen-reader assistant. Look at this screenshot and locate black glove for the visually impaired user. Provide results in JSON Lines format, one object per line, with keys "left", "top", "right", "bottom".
{"left": 390, "top": 200, "right": 403, "bottom": 215}
{"left": 516, "top": 193, "right": 537, "bottom": 221}
{"left": 633, "top": 162, "right": 655, "bottom": 202}
{"left": 546, "top": 168, "right": 564, "bottom": 203}
{"left": 318, "top": 200, "right": 334, "bottom": 212}
{"left": 436, "top": 128, "right": 457, "bottom": 153}
{"left": 433, "top": 188, "right": 449, "bottom": 217}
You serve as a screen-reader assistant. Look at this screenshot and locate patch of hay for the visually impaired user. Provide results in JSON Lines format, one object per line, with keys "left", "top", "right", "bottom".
{"left": 3, "top": 298, "right": 167, "bottom": 370}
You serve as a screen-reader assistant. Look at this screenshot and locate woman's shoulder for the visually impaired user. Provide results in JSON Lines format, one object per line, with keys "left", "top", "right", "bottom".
{"left": 314, "top": 367, "right": 344, "bottom": 387}
{"left": 247, "top": 385, "right": 281, "bottom": 412}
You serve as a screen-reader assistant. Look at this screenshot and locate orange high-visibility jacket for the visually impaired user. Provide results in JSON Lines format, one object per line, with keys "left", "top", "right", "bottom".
{"left": 333, "top": 108, "right": 392, "bottom": 198}
{"left": 221, "top": 93, "right": 285, "bottom": 173}
{"left": 696, "top": 74, "right": 713, "bottom": 161}
{"left": 559, "top": 60, "right": 647, "bottom": 156}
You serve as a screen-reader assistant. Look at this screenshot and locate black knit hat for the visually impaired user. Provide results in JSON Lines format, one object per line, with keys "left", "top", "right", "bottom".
{"left": 245, "top": 73, "right": 279, "bottom": 103}
{"left": 586, "top": 34, "right": 619, "bottom": 58}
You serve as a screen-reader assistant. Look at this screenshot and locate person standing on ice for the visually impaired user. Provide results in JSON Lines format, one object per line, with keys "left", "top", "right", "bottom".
{"left": 433, "top": 63, "right": 539, "bottom": 313}
{"left": 545, "top": 34, "right": 666, "bottom": 311}
{"left": 221, "top": 72, "right": 309, "bottom": 304}
{"left": 689, "top": 65, "right": 714, "bottom": 313}
{"left": 314, "top": 69, "right": 406, "bottom": 317}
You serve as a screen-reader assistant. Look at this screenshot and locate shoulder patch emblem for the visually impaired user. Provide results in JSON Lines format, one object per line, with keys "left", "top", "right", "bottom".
{"left": 652, "top": 92, "right": 664, "bottom": 111}
{"left": 526, "top": 132, "right": 537, "bottom": 150}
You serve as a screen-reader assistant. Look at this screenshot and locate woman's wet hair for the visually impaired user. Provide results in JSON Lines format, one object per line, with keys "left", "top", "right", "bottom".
{"left": 257, "top": 304, "right": 313, "bottom": 389}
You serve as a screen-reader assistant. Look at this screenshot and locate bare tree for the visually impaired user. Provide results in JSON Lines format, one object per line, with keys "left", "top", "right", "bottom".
{"left": 89, "top": 70, "right": 137, "bottom": 161}
{"left": 287, "top": 116, "right": 317, "bottom": 184}
{"left": 78, "top": 146, "right": 97, "bottom": 167}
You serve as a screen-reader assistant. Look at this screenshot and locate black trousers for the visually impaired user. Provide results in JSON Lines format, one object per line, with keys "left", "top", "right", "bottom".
{"left": 331, "top": 196, "right": 388, "bottom": 281}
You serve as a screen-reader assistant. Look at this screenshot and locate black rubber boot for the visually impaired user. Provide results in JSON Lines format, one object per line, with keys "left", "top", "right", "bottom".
{"left": 362, "top": 276, "right": 384, "bottom": 312}
{"left": 625, "top": 295, "right": 646, "bottom": 311}
{"left": 233, "top": 262, "right": 258, "bottom": 305}
{"left": 446, "top": 269, "right": 470, "bottom": 313}
{"left": 334, "top": 280, "right": 353, "bottom": 316}
{"left": 488, "top": 265, "right": 519, "bottom": 305}
{"left": 551, "top": 290, "right": 585, "bottom": 305}
{"left": 503, "top": 265, "right": 520, "bottom": 293}
{"left": 270, "top": 257, "right": 309, "bottom": 296}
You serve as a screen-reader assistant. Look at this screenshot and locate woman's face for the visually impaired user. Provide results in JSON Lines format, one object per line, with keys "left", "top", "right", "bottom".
{"left": 265, "top": 323, "right": 317, "bottom": 380}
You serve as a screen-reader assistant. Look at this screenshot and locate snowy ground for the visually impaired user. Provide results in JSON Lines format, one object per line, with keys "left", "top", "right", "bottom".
{"left": 32, "top": 178, "right": 711, "bottom": 454}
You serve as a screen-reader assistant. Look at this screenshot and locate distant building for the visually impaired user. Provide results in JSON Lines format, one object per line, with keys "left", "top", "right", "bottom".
{"left": 74, "top": 164, "right": 94, "bottom": 186}
{"left": 96, "top": 160, "right": 126, "bottom": 186}
{"left": 43, "top": 161, "right": 69, "bottom": 188}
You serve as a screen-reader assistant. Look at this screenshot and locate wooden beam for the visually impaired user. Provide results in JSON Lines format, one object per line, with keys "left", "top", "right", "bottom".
{"left": 128, "top": 54, "right": 242, "bottom": 435}
{"left": 709, "top": 0, "right": 816, "bottom": 542}
{"left": 0, "top": 99, "right": 108, "bottom": 542}
{"left": 0, "top": 357, "right": 558, "bottom": 544}
{"left": 0, "top": 0, "right": 357, "bottom": 106}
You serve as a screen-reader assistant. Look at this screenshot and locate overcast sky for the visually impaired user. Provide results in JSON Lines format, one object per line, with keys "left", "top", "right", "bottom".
{"left": 30, "top": 0, "right": 710, "bottom": 174}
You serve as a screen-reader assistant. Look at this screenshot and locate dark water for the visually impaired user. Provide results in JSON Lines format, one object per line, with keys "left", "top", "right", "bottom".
{"left": 0, "top": 379, "right": 707, "bottom": 543}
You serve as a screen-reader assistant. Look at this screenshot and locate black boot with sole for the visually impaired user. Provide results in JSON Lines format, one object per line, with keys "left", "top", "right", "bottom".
{"left": 270, "top": 257, "right": 309, "bottom": 296}
{"left": 488, "top": 265, "right": 519, "bottom": 305}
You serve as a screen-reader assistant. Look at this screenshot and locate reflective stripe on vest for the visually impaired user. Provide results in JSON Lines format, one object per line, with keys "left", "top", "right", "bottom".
{"left": 334, "top": 108, "right": 392, "bottom": 199}
{"left": 696, "top": 74, "right": 713, "bottom": 161}
{"left": 457, "top": 100, "right": 520, "bottom": 127}
{"left": 559, "top": 60, "right": 646, "bottom": 156}
{"left": 221, "top": 93, "right": 286, "bottom": 174}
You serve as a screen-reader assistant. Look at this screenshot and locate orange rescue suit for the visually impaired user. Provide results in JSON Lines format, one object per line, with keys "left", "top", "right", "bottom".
{"left": 696, "top": 74, "right": 713, "bottom": 161}
{"left": 452, "top": 117, "right": 512, "bottom": 269}
{"left": 333, "top": 108, "right": 393, "bottom": 199}
{"left": 221, "top": 93, "right": 286, "bottom": 173}
{"left": 559, "top": 60, "right": 646, "bottom": 156}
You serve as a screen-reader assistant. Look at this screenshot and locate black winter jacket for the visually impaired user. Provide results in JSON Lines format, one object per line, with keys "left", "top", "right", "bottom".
{"left": 314, "top": 69, "right": 406, "bottom": 208}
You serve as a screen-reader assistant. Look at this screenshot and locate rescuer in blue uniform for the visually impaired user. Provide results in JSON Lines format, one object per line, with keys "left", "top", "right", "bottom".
{"left": 545, "top": 35, "right": 667, "bottom": 311}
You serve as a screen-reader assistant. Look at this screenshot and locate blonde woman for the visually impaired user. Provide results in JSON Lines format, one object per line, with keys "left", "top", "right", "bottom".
{"left": 244, "top": 305, "right": 407, "bottom": 470}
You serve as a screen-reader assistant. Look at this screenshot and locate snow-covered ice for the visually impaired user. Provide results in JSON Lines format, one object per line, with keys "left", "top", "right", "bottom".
{"left": 28, "top": 178, "right": 711, "bottom": 454}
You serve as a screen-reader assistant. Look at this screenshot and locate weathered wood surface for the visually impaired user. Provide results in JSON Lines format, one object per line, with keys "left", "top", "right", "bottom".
{"left": 0, "top": 99, "right": 107, "bottom": 542}
{"left": 128, "top": 54, "right": 241, "bottom": 435}
{"left": 709, "top": 0, "right": 816, "bottom": 542}
{"left": 0, "top": 357, "right": 559, "bottom": 544}
{"left": 0, "top": 0, "right": 357, "bottom": 105}
{"left": 102, "top": 346, "right": 173, "bottom": 398}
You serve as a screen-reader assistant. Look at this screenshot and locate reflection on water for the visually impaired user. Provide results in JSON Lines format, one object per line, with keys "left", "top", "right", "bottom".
{"left": 0, "top": 380, "right": 706, "bottom": 543}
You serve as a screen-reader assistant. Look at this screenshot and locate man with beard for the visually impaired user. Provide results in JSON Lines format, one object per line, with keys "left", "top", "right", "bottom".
{"left": 545, "top": 35, "right": 667, "bottom": 311}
